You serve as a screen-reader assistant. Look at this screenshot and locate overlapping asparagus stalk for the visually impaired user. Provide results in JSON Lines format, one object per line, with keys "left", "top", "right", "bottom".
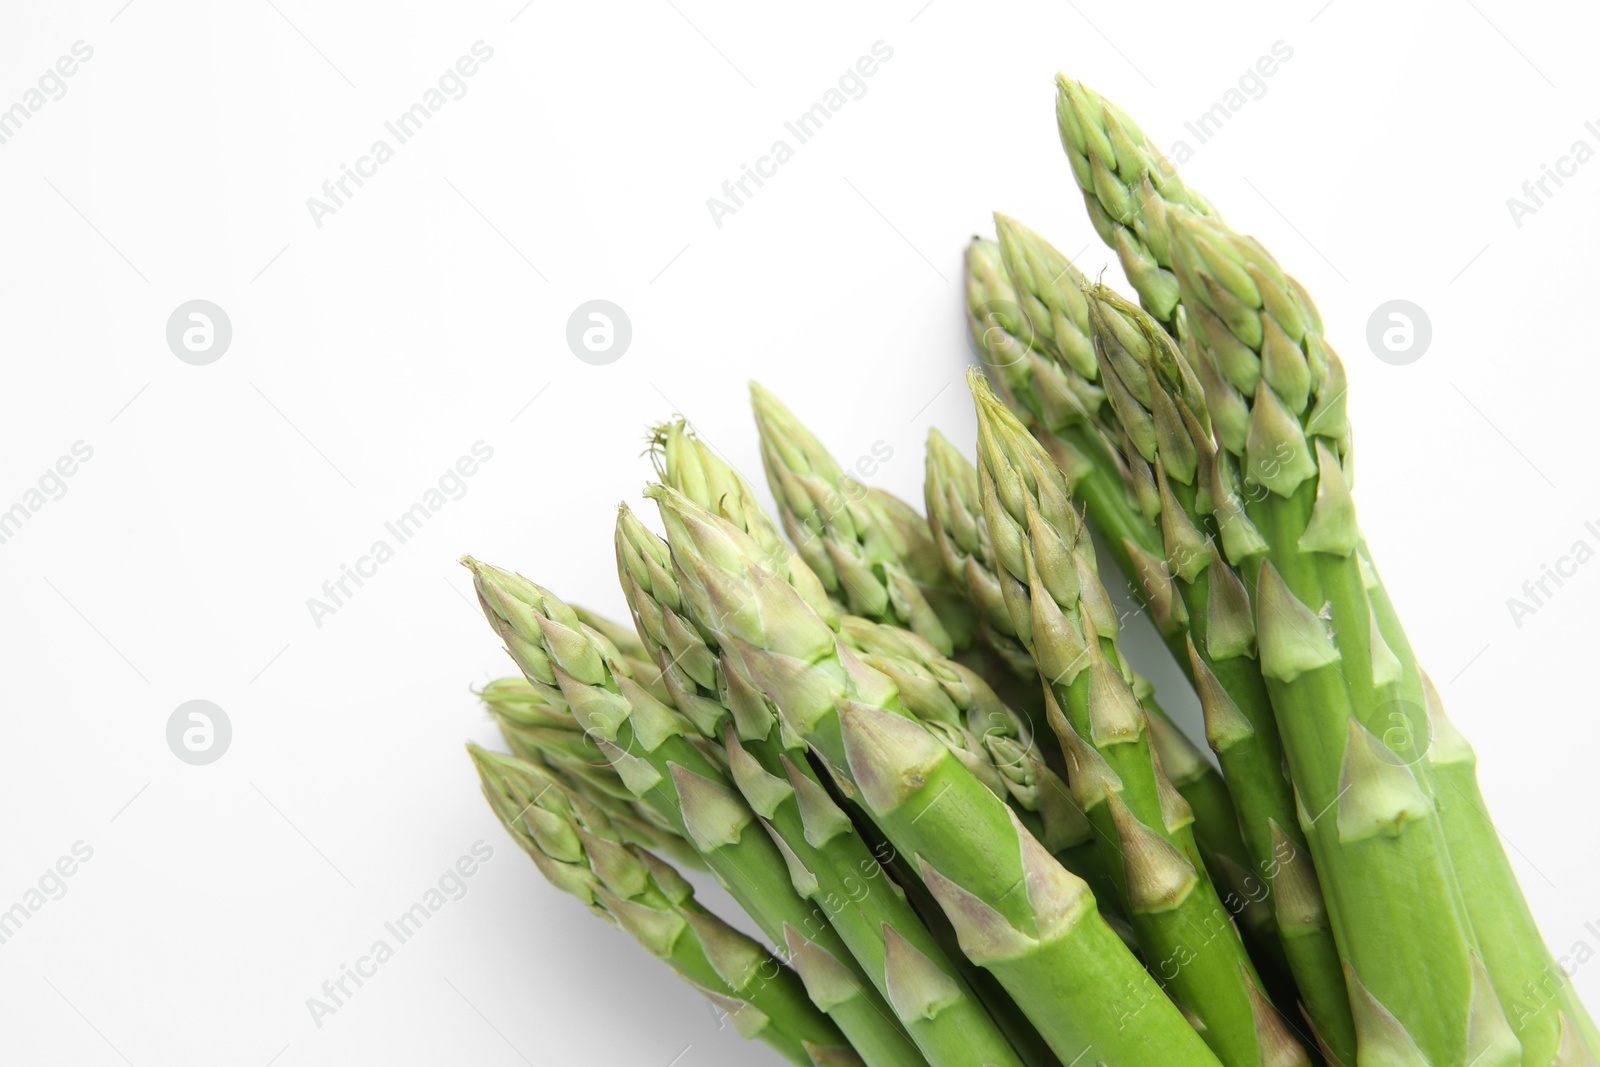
{"left": 925, "top": 428, "right": 1036, "bottom": 682}
{"left": 750, "top": 382, "right": 972, "bottom": 655}
{"left": 465, "top": 558, "right": 928, "bottom": 1067}
{"left": 655, "top": 416, "right": 1125, "bottom": 923}
{"left": 1051, "top": 78, "right": 1535, "bottom": 1066}
{"left": 613, "top": 505, "right": 1028, "bottom": 1067}
{"left": 645, "top": 479, "right": 1223, "bottom": 1065}
{"left": 1061, "top": 76, "right": 1600, "bottom": 1066}
{"left": 924, "top": 402, "right": 1273, "bottom": 961}
{"left": 471, "top": 744, "right": 855, "bottom": 1066}
{"left": 1175, "top": 208, "right": 1520, "bottom": 1067}
{"left": 970, "top": 371, "right": 1306, "bottom": 1067}
{"left": 1082, "top": 281, "right": 1356, "bottom": 1061}
{"left": 965, "top": 221, "right": 1282, "bottom": 890}
{"left": 965, "top": 230, "right": 1155, "bottom": 585}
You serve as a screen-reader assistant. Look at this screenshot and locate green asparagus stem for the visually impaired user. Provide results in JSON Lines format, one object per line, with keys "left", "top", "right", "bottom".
{"left": 1083, "top": 281, "right": 1356, "bottom": 1063}
{"left": 614, "top": 506, "right": 1027, "bottom": 1067}
{"left": 471, "top": 744, "right": 852, "bottom": 1066}
{"left": 653, "top": 414, "right": 1115, "bottom": 920}
{"left": 970, "top": 222, "right": 1283, "bottom": 882}
{"left": 645, "top": 480, "right": 1224, "bottom": 1067}
{"left": 464, "top": 558, "right": 926, "bottom": 1067}
{"left": 1056, "top": 76, "right": 1600, "bottom": 1065}
{"left": 922, "top": 402, "right": 1267, "bottom": 957}
{"left": 748, "top": 382, "right": 971, "bottom": 655}
{"left": 1164, "top": 203, "right": 1527, "bottom": 1067}
{"left": 836, "top": 613, "right": 1122, "bottom": 920}
{"left": 1412, "top": 635, "right": 1600, "bottom": 1060}
{"left": 970, "top": 371, "right": 1303, "bottom": 1067}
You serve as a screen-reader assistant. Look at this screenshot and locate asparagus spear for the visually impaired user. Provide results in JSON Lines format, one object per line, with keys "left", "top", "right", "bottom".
{"left": 647, "top": 419, "right": 839, "bottom": 626}
{"left": 965, "top": 233, "right": 1128, "bottom": 525}
{"left": 1165, "top": 204, "right": 1525, "bottom": 1067}
{"left": 614, "top": 506, "right": 1028, "bottom": 1067}
{"left": 1053, "top": 76, "right": 1215, "bottom": 328}
{"left": 477, "top": 677, "right": 713, "bottom": 872}
{"left": 925, "top": 428, "right": 1036, "bottom": 682}
{"left": 1083, "top": 281, "right": 1356, "bottom": 1062}
{"left": 645, "top": 479, "right": 1224, "bottom": 1067}
{"left": 1058, "top": 77, "right": 1597, "bottom": 1064}
{"left": 471, "top": 744, "right": 853, "bottom": 1066}
{"left": 835, "top": 612, "right": 1123, "bottom": 918}
{"left": 749, "top": 382, "right": 971, "bottom": 655}
{"left": 923, "top": 412, "right": 1268, "bottom": 957}
{"left": 464, "top": 557, "right": 927, "bottom": 1067}
{"left": 970, "top": 371, "right": 1304, "bottom": 1067}
{"left": 981, "top": 215, "right": 1203, "bottom": 659}
{"left": 1413, "top": 625, "right": 1600, "bottom": 1060}
{"left": 653, "top": 415, "right": 1114, "bottom": 913}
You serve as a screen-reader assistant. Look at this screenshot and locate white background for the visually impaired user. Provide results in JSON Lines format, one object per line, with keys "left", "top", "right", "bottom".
{"left": 2, "top": 1, "right": 1598, "bottom": 1064}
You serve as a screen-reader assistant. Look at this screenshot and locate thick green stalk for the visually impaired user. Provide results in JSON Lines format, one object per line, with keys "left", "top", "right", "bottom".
{"left": 750, "top": 383, "right": 970, "bottom": 654}
{"left": 1177, "top": 177, "right": 1593, "bottom": 1066}
{"left": 1059, "top": 77, "right": 1587, "bottom": 1066}
{"left": 922, "top": 376, "right": 1264, "bottom": 953}
{"left": 836, "top": 613, "right": 1122, "bottom": 919}
{"left": 615, "top": 507, "right": 1026, "bottom": 1067}
{"left": 971, "top": 373, "right": 1303, "bottom": 1067}
{"left": 1085, "top": 282, "right": 1355, "bottom": 1062}
{"left": 465, "top": 558, "right": 925, "bottom": 1067}
{"left": 1162, "top": 207, "right": 1514, "bottom": 1066}
{"left": 650, "top": 414, "right": 1125, "bottom": 933}
{"left": 470, "top": 745, "right": 851, "bottom": 1066}
{"left": 1397, "top": 593, "right": 1600, "bottom": 1062}
{"left": 647, "top": 480, "right": 1222, "bottom": 1067}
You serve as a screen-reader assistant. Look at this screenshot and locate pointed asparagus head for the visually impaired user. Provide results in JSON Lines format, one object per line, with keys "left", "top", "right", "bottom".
{"left": 992, "top": 212, "right": 1096, "bottom": 379}
{"left": 749, "top": 382, "right": 955, "bottom": 651}
{"left": 1084, "top": 281, "right": 1211, "bottom": 482}
{"left": 465, "top": 557, "right": 635, "bottom": 705}
{"left": 1165, "top": 207, "right": 1351, "bottom": 467}
{"left": 924, "top": 427, "right": 987, "bottom": 579}
{"left": 1053, "top": 76, "right": 1217, "bottom": 320}
{"left": 965, "top": 234, "right": 1038, "bottom": 368}
{"left": 646, "top": 482, "right": 837, "bottom": 663}
{"left": 649, "top": 416, "right": 837, "bottom": 626}
{"left": 649, "top": 417, "right": 779, "bottom": 549}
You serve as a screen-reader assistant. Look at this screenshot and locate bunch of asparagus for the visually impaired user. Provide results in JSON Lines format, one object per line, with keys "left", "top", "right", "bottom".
{"left": 461, "top": 78, "right": 1597, "bottom": 1067}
